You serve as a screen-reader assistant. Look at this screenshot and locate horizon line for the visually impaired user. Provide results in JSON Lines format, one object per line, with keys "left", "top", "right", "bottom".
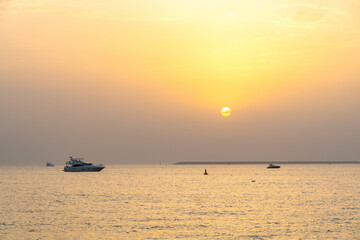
{"left": 174, "top": 161, "right": 360, "bottom": 165}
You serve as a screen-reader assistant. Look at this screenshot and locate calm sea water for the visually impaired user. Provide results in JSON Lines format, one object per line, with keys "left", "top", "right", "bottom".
{"left": 1, "top": 164, "right": 359, "bottom": 239}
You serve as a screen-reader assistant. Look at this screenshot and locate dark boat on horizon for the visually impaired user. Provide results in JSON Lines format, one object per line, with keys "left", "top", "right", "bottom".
{"left": 267, "top": 164, "right": 280, "bottom": 169}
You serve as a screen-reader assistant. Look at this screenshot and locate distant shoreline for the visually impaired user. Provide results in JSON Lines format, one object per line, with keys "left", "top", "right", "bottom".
{"left": 173, "top": 161, "right": 360, "bottom": 165}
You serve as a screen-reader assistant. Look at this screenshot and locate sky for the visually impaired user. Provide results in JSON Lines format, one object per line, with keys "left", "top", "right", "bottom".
{"left": 0, "top": 0, "right": 359, "bottom": 165}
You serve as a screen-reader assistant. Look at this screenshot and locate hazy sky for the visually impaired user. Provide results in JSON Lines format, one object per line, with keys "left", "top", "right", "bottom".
{"left": 0, "top": 0, "right": 359, "bottom": 165}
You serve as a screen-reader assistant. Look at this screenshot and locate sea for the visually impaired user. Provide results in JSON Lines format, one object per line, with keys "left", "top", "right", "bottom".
{"left": 0, "top": 164, "right": 359, "bottom": 239}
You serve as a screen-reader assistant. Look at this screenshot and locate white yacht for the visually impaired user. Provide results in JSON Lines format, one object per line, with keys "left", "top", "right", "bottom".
{"left": 63, "top": 156, "right": 105, "bottom": 172}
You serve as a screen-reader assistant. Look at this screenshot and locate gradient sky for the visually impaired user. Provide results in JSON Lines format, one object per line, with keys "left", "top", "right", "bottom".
{"left": 0, "top": 0, "right": 359, "bottom": 164}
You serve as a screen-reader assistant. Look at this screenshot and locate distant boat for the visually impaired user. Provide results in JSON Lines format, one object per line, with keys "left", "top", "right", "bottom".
{"left": 63, "top": 156, "right": 105, "bottom": 172}
{"left": 46, "top": 162, "right": 55, "bottom": 167}
{"left": 204, "top": 169, "right": 208, "bottom": 175}
{"left": 267, "top": 164, "right": 280, "bottom": 169}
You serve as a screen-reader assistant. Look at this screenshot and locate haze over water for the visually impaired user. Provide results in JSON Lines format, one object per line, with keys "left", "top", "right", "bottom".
{"left": 1, "top": 165, "right": 360, "bottom": 239}
{"left": 1, "top": 0, "right": 360, "bottom": 164}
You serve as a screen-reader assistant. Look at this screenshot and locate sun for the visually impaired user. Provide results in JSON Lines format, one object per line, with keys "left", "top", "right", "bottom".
{"left": 221, "top": 107, "right": 231, "bottom": 117}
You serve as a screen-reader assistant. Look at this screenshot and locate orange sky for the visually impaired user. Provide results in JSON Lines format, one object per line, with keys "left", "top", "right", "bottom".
{"left": 0, "top": 0, "right": 359, "bottom": 164}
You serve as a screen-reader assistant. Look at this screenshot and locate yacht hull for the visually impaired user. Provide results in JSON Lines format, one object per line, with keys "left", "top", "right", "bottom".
{"left": 63, "top": 166, "right": 105, "bottom": 172}
{"left": 267, "top": 166, "right": 280, "bottom": 169}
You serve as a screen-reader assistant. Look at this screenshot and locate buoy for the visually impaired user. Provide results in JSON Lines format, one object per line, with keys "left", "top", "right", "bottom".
{"left": 204, "top": 169, "right": 208, "bottom": 175}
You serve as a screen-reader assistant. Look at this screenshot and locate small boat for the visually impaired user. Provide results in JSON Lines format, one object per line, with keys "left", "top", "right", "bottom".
{"left": 204, "top": 169, "right": 208, "bottom": 175}
{"left": 63, "top": 156, "right": 105, "bottom": 172}
{"left": 46, "top": 162, "right": 55, "bottom": 167}
{"left": 267, "top": 164, "right": 280, "bottom": 169}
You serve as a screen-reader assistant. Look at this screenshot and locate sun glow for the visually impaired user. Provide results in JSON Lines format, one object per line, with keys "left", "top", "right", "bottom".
{"left": 221, "top": 107, "right": 231, "bottom": 117}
